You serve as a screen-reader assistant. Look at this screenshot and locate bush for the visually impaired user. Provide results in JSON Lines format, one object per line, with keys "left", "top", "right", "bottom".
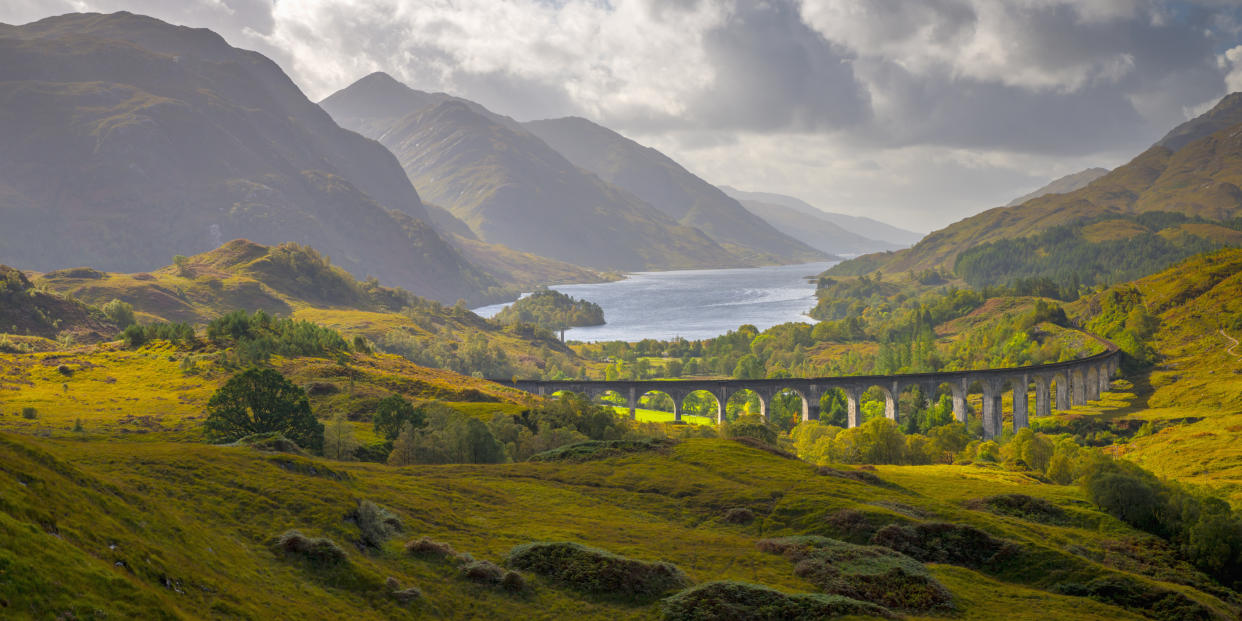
{"left": 274, "top": 530, "right": 346, "bottom": 566}
{"left": 385, "top": 577, "right": 422, "bottom": 603}
{"left": 1053, "top": 575, "right": 1215, "bottom": 620}
{"left": 723, "top": 420, "right": 778, "bottom": 446}
{"left": 405, "top": 538, "right": 457, "bottom": 560}
{"left": 462, "top": 560, "right": 506, "bottom": 584}
{"left": 870, "top": 522, "right": 1013, "bottom": 570}
{"left": 529, "top": 438, "right": 674, "bottom": 462}
{"left": 102, "top": 299, "right": 136, "bottom": 329}
{"left": 21, "top": 407, "right": 37, "bottom": 420}
{"left": 660, "top": 581, "right": 895, "bottom": 621}
{"left": 973, "top": 494, "right": 1068, "bottom": 525}
{"left": 757, "top": 536, "right": 953, "bottom": 612}
{"left": 722, "top": 507, "right": 755, "bottom": 525}
{"left": 229, "top": 432, "right": 304, "bottom": 454}
{"left": 204, "top": 367, "right": 324, "bottom": 452}
{"left": 352, "top": 500, "right": 402, "bottom": 548}
{"left": 505, "top": 541, "right": 690, "bottom": 601}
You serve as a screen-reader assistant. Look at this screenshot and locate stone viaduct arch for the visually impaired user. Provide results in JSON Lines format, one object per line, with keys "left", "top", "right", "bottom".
{"left": 498, "top": 345, "right": 1121, "bottom": 439}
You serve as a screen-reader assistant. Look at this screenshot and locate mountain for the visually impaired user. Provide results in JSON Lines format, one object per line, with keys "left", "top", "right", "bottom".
{"left": 0, "top": 12, "right": 495, "bottom": 304}
{"left": 522, "top": 117, "right": 827, "bottom": 264}
{"left": 321, "top": 76, "right": 737, "bottom": 271}
{"left": 1005, "top": 168, "right": 1110, "bottom": 206}
{"left": 731, "top": 198, "right": 900, "bottom": 256}
{"left": 1156, "top": 92, "right": 1242, "bottom": 152}
{"left": 827, "top": 92, "right": 1242, "bottom": 278}
{"left": 718, "top": 186, "right": 925, "bottom": 247}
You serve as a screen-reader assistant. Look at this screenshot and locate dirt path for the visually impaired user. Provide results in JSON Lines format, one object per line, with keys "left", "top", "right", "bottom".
{"left": 1222, "top": 329, "right": 1240, "bottom": 357}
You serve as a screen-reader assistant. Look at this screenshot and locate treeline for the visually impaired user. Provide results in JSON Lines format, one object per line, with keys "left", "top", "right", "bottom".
{"left": 493, "top": 290, "right": 604, "bottom": 330}
{"left": 954, "top": 212, "right": 1228, "bottom": 296}
{"left": 122, "top": 310, "right": 359, "bottom": 367}
{"left": 370, "top": 392, "right": 643, "bottom": 465}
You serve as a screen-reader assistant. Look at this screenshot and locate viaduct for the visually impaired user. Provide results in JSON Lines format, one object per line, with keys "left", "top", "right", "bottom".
{"left": 495, "top": 346, "right": 1121, "bottom": 439}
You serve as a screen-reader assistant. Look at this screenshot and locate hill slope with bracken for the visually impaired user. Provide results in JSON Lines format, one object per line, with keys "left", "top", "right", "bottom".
{"left": 0, "top": 12, "right": 497, "bottom": 304}
{"left": 31, "top": 239, "right": 586, "bottom": 380}
{"left": 828, "top": 93, "right": 1242, "bottom": 279}
{"left": 522, "top": 116, "right": 827, "bottom": 264}
{"left": 320, "top": 74, "right": 742, "bottom": 271}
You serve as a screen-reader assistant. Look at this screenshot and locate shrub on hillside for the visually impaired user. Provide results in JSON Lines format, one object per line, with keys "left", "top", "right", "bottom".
{"left": 870, "top": 522, "right": 1013, "bottom": 570}
{"left": 757, "top": 536, "right": 953, "bottom": 612}
{"left": 405, "top": 537, "right": 457, "bottom": 560}
{"left": 972, "top": 494, "right": 1068, "bottom": 525}
{"left": 722, "top": 507, "right": 755, "bottom": 525}
{"left": 21, "top": 407, "right": 37, "bottom": 420}
{"left": 274, "top": 530, "right": 347, "bottom": 566}
{"left": 102, "top": 299, "right": 136, "bottom": 330}
{"left": 660, "top": 581, "right": 895, "bottom": 621}
{"left": 351, "top": 500, "right": 403, "bottom": 548}
{"left": 1053, "top": 575, "right": 1216, "bottom": 620}
{"left": 528, "top": 438, "right": 674, "bottom": 463}
{"left": 723, "top": 419, "right": 778, "bottom": 446}
{"left": 504, "top": 541, "right": 690, "bottom": 601}
{"left": 229, "top": 432, "right": 304, "bottom": 454}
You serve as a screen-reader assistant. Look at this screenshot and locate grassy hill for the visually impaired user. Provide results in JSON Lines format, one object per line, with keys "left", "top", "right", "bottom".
{"left": 32, "top": 239, "right": 585, "bottom": 379}
{"left": 2, "top": 424, "right": 1235, "bottom": 619}
{"left": 829, "top": 93, "right": 1242, "bottom": 281}
{"left": 1060, "top": 248, "right": 1242, "bottom": 502}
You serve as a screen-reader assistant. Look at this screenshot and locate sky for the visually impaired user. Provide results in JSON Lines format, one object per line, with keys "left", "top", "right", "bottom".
{"left": 5, "top": 1, "right": 1242, "bottom": 233}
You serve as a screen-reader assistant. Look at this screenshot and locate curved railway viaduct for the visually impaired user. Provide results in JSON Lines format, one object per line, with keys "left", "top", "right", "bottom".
{"left": 495, "top": 346, "right": 1121, "bottom": 439}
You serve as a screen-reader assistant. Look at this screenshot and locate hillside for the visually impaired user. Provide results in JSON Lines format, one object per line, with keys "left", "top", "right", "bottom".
{"left": 1064, "top": 248, "right": 1242, "bottom": 501}
{"left": 828, "top": 93, "right": 1242, "bottom": 279}
{"left": 1006, "top": 168, "right": 1110, "bottom": 207}
{"left": 34, "top": 239, "right": 585, "bottom": 379}
{"left": 0, "top": 265, "right": 116, "bottom": 343}
{"left": 0, "top": 12, "right": 501, "bottom": 304}
{"left": 523, "top": 117, "right": 827, "bottom": 264}
{"left": 736, "top": 198, "right": 901, "bottom": 256}
{"left": 0, "top": 423, "right": 1234, "bottom": 619}
{"left": 719, "top": 185, "right": 925, "bottom": 247}
{"left": 321, "top": 74, "right": 738, "bottom": 271}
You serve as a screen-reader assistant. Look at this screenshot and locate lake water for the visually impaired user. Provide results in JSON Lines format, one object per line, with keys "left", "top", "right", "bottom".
{"left": 473, "top": 261, "right": 836, "bottom": 342}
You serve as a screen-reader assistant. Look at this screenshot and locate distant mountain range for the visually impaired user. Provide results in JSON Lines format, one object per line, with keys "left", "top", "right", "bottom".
{"left": 828, "top": 91, "right": 1242, "bottom": 278}
{"left": 321, "top": 73, "right": 826, "bottom": 270}
{"left": 717, "top": 186, "right": 923, "bottom": 251}
{"left": 522, "top": 117, "right": 827, "bottom": 264}
{"left": 0, "top": 12, "right": 499, "bottom": 304}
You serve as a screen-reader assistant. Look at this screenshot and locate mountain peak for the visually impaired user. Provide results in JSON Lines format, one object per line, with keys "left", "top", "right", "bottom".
{"left": 1156, "top": 92, "right": 1242, "bottom": 152}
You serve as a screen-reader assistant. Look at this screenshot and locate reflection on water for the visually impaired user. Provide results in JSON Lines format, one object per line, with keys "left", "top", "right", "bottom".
{"left": 473, "top": 261, "right": 835, "bottom": 342}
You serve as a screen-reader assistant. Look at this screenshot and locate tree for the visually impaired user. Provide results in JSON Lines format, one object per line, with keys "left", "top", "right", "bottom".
{"left": 323, "top": 413, "right": 359, "bottom": 461}
{"left": 373, "top": 394, "right": 424, "bottom": 440}
{"left": 173, "top": 254, "right": 191, "bottom": 276}
{"left": 388, "top": 421, "right": 418, "bottom": 466}
{"left": 102, "top": 299, "right": 136, "bottom": 330}
{"left": 204, "top": 367, "right": 323, "bottom": 451}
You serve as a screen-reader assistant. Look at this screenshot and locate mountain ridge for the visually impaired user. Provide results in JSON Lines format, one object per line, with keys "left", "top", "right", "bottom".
{"left": 0, "top": 11, "right": 498, "bottom": 304}
{"left": 321, "top": 76, "right": 742, "bottom": 271}
{"left": 522, "top": 116, "right": 828, "bottom": 265}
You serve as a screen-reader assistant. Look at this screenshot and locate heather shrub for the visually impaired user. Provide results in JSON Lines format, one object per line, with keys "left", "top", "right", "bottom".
{"left": 505, "top": 541, "right": 690, "bottom": 601}
{"left": 758, "top": 536, "right": 952, "bottom": 612}
{"left": 274, "top": 530, "right": 346, "bottom": 566}
{"left": 660, "top": 581, "right": 894, "bottom": 621}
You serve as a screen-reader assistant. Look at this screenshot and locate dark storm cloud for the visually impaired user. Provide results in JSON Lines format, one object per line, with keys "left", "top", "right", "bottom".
{"left": 684, "top": 1, "right": 870, "bottom": 132}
